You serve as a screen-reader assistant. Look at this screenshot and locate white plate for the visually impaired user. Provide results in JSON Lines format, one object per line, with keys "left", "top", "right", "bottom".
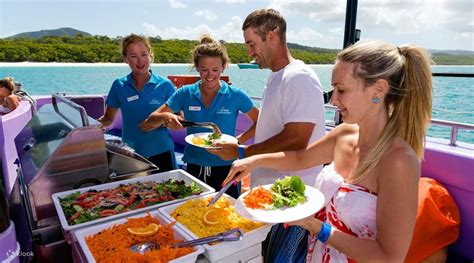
{"left": 235, "top": 184, "right": 325, "bottom": 224}
{"left": 185, "top": 132, "right": 238, "bottom": 149}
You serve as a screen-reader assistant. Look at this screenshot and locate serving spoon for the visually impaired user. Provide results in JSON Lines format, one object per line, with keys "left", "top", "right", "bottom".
{"left": 130, "top": 227, "right": 243, "bottom": 254}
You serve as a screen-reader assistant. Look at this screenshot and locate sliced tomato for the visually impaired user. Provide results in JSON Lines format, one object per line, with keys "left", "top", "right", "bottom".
{"left": 146, "top": 198, "right": 162, "bottom": 204}
{"left": 128, "top": 195, "right": 137, "bottom": 206}
{"left": 136, "top": 200, "right": 146, "bottom": 208}
{"left": 76, "top": 191, "right": 94, "bottom": 201}
{"left": 100, "top": 191, "right": 111, "bottom": 198}
{"left": 115, "top": 198, "right": 129, "bottom": 206}
{"left": 70, "top": 211, "right": 81, "bottom": 221}
{"left": 99, "top": 209, "right": 118, "bottom": 217}
{"left": 73, "top": 199, "right": 97, "bottom": 208}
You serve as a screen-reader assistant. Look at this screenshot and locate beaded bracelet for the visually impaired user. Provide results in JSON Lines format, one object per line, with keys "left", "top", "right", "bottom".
{"left": 238, "top": 145, "right": 245, "bottom": 159}
{"left": 317, "top": 222, "right": 332, "bottom": 243}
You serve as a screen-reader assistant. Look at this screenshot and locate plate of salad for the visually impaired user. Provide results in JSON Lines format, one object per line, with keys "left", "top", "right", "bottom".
{"left": 185, "top": 132, "right": 238, "bottom": 149}
{"left": 235, "top": 176, "right": 325, "bottom": 224}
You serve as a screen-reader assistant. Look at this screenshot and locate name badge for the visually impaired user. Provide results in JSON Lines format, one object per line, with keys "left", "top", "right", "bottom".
{"left": 127, "top": 95, "right": 139, "bottom": 102}
{"left": 189, "top": 106, "right": 201, "bottom": 111}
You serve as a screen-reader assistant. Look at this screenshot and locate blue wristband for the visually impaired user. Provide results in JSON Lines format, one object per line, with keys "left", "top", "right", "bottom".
{"left": 317, "top": 222, "right": 332, "bottom": 243}
{"left": 238, "top": 145, "right": 245, "bottom": 159}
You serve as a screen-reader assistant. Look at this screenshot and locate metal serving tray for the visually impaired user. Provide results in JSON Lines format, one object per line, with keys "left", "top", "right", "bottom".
{"left": 52, "top": 169, "right": 214, "bottom": 232}
{"left": 73, "top": 210, "right": 204, "bottom": 263}
{"left": 158, "top": 193, "right": 272, "bottom": 262}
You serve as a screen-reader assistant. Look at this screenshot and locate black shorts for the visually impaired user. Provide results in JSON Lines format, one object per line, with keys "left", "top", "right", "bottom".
{"left": 147, "top": 150, "right": 176, "bottom": 173}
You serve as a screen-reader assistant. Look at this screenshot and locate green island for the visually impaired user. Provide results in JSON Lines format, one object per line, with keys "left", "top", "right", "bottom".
{"left": 1, "top": 35, "right": 473, "bottom": 65}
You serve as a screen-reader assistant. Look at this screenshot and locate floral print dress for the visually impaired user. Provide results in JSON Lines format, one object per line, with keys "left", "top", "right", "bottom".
{"left": 307, "top": 163, "right": 378, "bottom": 263}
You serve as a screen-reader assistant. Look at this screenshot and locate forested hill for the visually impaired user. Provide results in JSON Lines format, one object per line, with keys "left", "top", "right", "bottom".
{"left": 0, "top": 35, "right": 473, "bottom": 65}
{"left": 8, "top": 27, "right": 91, "bottom": 39}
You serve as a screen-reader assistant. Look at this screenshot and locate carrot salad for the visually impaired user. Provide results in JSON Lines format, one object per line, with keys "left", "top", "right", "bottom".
{"left": 85, "top": 214, "right": 195, "bottom": 262}
{"left": 243, "top": 187, "right": 273, "bottom": 209}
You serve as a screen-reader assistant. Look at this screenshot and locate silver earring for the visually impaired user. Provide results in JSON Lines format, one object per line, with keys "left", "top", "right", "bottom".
{"left": 372, "top": 97, "right": 381, "bottom": 104}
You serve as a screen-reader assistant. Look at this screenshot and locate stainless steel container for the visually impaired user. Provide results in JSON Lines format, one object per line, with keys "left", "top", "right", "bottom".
{"left": 105, "top": 139, "right": 159, "bottom": 180}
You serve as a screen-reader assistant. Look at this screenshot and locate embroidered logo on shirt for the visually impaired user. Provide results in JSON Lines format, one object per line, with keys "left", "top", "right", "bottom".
{"left": 127, "top": 95, "right": 139, "bottom": 102}
{"left": 217, "top": 107, "right": 231, "bottom": 114}
{"left": 149, "top": 99, "right": 163, "bottom": 105}
{"left": 189, "top": 106, "right": 201, "bottom": 111}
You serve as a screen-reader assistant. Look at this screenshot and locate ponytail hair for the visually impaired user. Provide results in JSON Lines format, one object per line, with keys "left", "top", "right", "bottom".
{"left": 337, "top": 40, "right": 433, "bottom": 183}
{"left": 192, "top": 34, "right": 229, "bottom": 69}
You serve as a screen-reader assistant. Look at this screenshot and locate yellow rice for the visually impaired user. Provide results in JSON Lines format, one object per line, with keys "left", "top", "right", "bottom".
{"left": 171, "top": 197, "right": 264, "bottom": 238}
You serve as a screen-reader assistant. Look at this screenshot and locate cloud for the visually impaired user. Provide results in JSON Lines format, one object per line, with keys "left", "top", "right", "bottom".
{"left": 353, "top": 0, "right": 473, "bottom": 46}
{"left": 287, "top": 27, "right": 324, "bottom": 42}
{"left": 288, "top": 27, "right": 340, "bottom": 48}
{"left": 142, "top": 16, "right": 243, "bottom": 42}
{"left": 439, "top": 0, "right": 474, "bottom": 42}
{"left": 269, "top": 0, "right": 346, "bottom": 23}
{"left": 168, "top": 0, "right": 186, "bottom": 8}
{"left": 270, "top": 0, "right": 474, "bottom": 48}
{"left": 145, "top": 0, "right": 472, "bottom": 50}
{"left": 268, "top": 0, "right": 473, "bottom": 37}
{"left": 216, "top": 0, "right": 246, "bottom": 3}
{"left": 195, "top": 9, "right": 218, "bottom": 21}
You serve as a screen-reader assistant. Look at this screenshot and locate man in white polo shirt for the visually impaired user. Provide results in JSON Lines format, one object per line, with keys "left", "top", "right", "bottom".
{"left": 209, "top": 8, "right": 325, "bottom": 263}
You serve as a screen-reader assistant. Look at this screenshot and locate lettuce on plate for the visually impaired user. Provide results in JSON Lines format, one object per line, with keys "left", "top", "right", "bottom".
{"left": 270, "top": 176, "right": 306, "bottom": 208}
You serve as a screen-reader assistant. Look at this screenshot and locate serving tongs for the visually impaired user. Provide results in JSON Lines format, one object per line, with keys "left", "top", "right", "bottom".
{"left": 180, "top": 120, "right": 222, "bottom": 136}
{"left": 130, "top": 228, "right": 243, "bottom": 254}
{"left": 207, "top": 175, "right": 238, "bottom": 207}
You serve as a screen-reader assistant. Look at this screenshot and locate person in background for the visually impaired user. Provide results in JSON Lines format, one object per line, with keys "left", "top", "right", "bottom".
{"left": 210, "top": 8, "right": 326, "bottom": 263}
{"left": 224, "top": 40, "right": 434, "bottom": 262}
{"left": 98, "top": 34, "right": 177, "bottom": 172}
{"left": 139, "top": 34, "right": 259, "bottom": 198}
{"left": 0, "top": 77, "right": 20, "bottom": 114}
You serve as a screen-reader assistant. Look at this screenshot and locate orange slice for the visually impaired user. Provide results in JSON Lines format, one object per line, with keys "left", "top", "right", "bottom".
{"left": 203, "top": 208, "right": 226, "bottom": 226}
{"left": 127, "top": 223, "right": 160, "bottom": 236}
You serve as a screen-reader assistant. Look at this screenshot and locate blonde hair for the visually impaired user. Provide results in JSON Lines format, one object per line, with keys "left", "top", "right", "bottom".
{"left": 0, "top": 77, "right": 16, "bottom": 94}
{"left": 192, "top": 34, "right": 229, "bottom": 69}
{"left": 337, "top": 40, "right": 433, "bottom": 183}
{"left": 121, "top": 34, "right": 154, "bottom": 59}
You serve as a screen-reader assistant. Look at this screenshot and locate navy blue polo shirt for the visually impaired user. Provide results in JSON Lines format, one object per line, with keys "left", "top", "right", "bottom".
{"left": 106, "top": 71, "right": 176, "bottom": 157}
{"left": 166, "top": 81, "right": 254, "bottom": 166}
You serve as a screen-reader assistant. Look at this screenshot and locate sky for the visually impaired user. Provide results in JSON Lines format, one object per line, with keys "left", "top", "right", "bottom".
{"left": 0, "top": 0, "right": 473, "bottom": 51}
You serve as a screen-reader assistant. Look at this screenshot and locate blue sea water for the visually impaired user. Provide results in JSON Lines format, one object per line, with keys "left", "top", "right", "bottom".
{"left": 1, "top": 63, "right": 473, "bottom": 143}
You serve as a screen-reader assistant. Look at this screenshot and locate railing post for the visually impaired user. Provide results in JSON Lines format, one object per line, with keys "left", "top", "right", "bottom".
{"left": 450, "top": 127, "right": 458, "bottom": 146}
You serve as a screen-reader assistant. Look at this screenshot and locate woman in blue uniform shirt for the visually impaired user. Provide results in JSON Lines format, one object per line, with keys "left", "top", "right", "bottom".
{"left": 98, "top": 34, "right": 177, "bottom": 172}
{"left": 140, "top": 34, "right": 259, "bottom": 198}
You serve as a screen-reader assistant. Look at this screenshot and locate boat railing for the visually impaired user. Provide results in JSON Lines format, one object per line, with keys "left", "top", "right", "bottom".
{"left": 250, "top": 96, "right": 474, "bottom": 146}
{"left": 430, "top": 119, "right": 474, "bottom": 146}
